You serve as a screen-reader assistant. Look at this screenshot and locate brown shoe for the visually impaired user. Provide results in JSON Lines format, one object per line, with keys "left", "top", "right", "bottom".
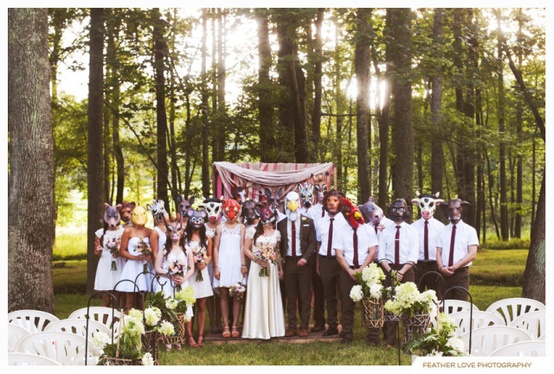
{"left": 310, "top": 324, "right": 325, "bottom": 333}
{"left": 298, "top": 328, "right": 308, "bottom": 337}
{"left": 285, "top": 329, "right": 297, "bottom": 337}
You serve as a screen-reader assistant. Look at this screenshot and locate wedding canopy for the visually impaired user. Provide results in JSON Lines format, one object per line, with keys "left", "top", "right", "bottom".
{"left": 212, "top": 162, "right": 336, "bottom": 202}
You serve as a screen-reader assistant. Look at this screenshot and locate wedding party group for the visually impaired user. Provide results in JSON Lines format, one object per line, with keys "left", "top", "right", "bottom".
{"left": 92, "top": 179, "right": 478, "bottom": 349}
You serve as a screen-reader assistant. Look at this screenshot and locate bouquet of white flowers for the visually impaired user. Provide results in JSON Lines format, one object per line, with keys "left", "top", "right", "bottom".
{"left": 405, "top": 312, "right": 467, "bottom": 357}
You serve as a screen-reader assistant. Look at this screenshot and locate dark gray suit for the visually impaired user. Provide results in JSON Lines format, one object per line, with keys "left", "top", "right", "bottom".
{"left": 278, "top": 215, "right": 317, "bottom": 330}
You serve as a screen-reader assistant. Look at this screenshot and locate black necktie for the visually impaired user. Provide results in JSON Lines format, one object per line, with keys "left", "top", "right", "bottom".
{"left": 394, "top": 225, "right": 401, "bottom": 267}
{"left": 424, "top": 220, "right": 429, "bottom": 261}
{"left": 291, "top": 220, "right": 297, "bottom": 258}
{"left": 353, "top": 229, "right": 359, "bottom": 268}
{"left": 448, "top": 225, "right": 457, "bottom": 266}
{"left": 327, "top": 218, "right": 334, "bottom": 257}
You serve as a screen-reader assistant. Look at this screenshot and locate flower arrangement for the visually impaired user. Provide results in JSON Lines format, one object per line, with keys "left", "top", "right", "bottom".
{"left": 405, "top": 312, "right": 467, "bottom": 357}
{"left": 94, "top": 307, "right": 174, "bottom": 365}
{"left": 188, "top": 241, "right": 208, "bottom": 282}
{"left": 384, "top": 281, "right": 438, "bottom": 318}
{"left": 230, "top": 281, "right": 246, "bottom": 301}
{"left": 167, "top": 258, "right": 186, "bottom": 291}
{"left": 254, "top": 241, "right": 277, "bottom": 277}
{"left": 349, "top": 263, "right": 387, "bottom": 302}
{"left": 106, "top": 236, "right": 122, "bottom": 271}
{"left": 137, "top": 237, "right": 152, "bottom": 273}
{"left": 174, "top": 285, "right": 196, "bottom": 320}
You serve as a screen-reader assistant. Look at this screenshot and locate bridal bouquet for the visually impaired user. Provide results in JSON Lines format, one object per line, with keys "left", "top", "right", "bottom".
{"left": 188, "top": 242, "right": 208, "bottom": 282}
{"left": 253, "top": 241, "right": 277, "bottom": 277}
{"left": 106, "top": 236, "right": 122, "bottom": 271}
{"left": 167, "top": 258, "right": 185, "bottom": 292}
{"left": 230, "top": 281, "right": 246, "bottom": 301}
{"left": 137, "top": 237, "right": 152, "bottom": 273}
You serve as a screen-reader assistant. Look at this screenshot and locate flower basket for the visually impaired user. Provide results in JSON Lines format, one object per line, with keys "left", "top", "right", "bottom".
{"left": 174, "top": 312, "right": 187, "bottom": 344}
{"left": 402, "top": 313, "right": 431, "bottom": 344}
{"left": 101, "top": 355, "right": 144, "bottom": 366}
{"left": 384, "top": 310, "right": 402, "bottom": 322}
{"left": 142, "top": 330, "right": 159, "bottom": 362}
{"left": 360, "top": 297, "right": 384, "bottom": 328}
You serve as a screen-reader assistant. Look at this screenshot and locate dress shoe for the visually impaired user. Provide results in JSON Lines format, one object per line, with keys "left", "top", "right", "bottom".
{"left": 298, "top": 328, "right": 308, "bottom": 337}
{"left": 310, "top": 324, "right": 325, "bottom": 333}
{"left": 285, "top": 328, "right": 297, "bottom": 337}
{"left": 322, "top": 328, "right": 338, "bottom": 336}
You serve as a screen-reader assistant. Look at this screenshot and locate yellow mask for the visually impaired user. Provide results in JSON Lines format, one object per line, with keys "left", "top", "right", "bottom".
{"left": 132, "top": 206, "right": 148, "bottom": 226}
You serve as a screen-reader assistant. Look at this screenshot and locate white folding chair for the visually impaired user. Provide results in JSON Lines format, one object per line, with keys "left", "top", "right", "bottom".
{"left": 68, "top": 306, "right": 121, "bottom": 335}
{"left": 15, "top": 331, "right": 101, "bottom": 365}
{"left": 485, "top": 297, "right": 545, "bottom": 325}
{"left": 8, "top": 309, "right": 60, "bottom": 333}
{"left": 8, "top": 324, "right": 31, "bottom": 352}
{"left": 460, "top": 325, "right": 533, "bottom": 356}
{"left": 7, "top": 352, "right": 62, "bottom": 365}
{"left": 44, "top": 318, "right": 113, "bottom": 339}
{"left": 509, "top": 310, "right": 545, "bottom": 340}
{"left": 442, "top": 299, "right": 480, "bottom": 315}
{"left": 449, "top": 310, "right": 505, "bottom": 335}
{"left": 490, "top": 340, "right": 545, "bottom": 357}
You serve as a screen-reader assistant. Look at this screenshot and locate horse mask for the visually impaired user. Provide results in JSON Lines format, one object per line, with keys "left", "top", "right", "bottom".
{"left": 104, "top": 203, "right": 122, "bottom": 229}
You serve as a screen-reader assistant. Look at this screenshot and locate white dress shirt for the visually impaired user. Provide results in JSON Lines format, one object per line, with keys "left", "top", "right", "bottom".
{"left": 316, "top": 212, "right": 348, "bottom": 257}
{"left": 336, "top": 223, "right": 378, "bottom": 266}
{"left": 377, "top": 221, "right": 419, "bottom": 265}
{"left": 411, "top": 217, "right": 446, "bottom": 262}
{"left": 437, "top": 220, "right": 479, "bottom": 267}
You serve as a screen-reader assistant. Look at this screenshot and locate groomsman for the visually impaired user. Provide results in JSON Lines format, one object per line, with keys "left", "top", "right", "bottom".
{"left": 278, "top": 191, "right": 317, "bottom": 337}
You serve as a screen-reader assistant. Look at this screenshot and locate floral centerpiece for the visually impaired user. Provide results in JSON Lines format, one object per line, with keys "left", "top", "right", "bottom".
{"left": 230, "top": 281, "right": 247, "bottom": 301}
{"left": 188, "top": 241, "right": 208, "bottom": 282}
{"left": 254, "top": 241, "right": 277, "bottom": 277}
{"left": 384, "top": 281, "right": 438, "bottom": 343}
{"left": 174, "top": 285, "right": 196, "bottom": 320}
{"left": 137, "top": 237, "right": 152, "bottom": 273}
{"left": 106, "top": 236, "right": 122, "bottom": 271}
{"left": 405, "top": 312, "right": 467, "bottom": 357}
{"left": 94, "top": 307, "right": 174, "bottom": 365}
{"left": 349, "top": 263, "right": 388, "bottom": 328}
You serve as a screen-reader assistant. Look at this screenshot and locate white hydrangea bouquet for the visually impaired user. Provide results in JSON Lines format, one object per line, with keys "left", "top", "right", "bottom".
{"left": 349, "top": 263, "right": 387, "bottom": 302}
{"left": 384, "top": 281, "right": 438, "bottom": 318}
{"left": 95, "top": 307, "right": 174, "bottom": 365}
{"left": 405, "top": 312, "right": 467, "bottom": 356}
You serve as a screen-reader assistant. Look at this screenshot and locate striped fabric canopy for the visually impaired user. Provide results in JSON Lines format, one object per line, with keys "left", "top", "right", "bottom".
{"left": 212, "top": 161, "right": 335, "bottom": 202}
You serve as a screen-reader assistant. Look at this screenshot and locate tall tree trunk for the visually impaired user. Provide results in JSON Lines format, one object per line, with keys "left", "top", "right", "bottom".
{"left": 430, "top": 9, "right": 445, "bottom": 204}
{"left": 256, "top": 10, "right": 275, "bottom": 163}
{"left": 355, "top": 8, "right": 371, "bottom": 203}
{"left": 201, "top": 9, "right": 210, "bottom": 197}
{"left": 216, "top": 9, "right": 226, "bottom": 162}
{"left": 86, "top": 8, "right": 105, "bottom": 294}
{"left": 311, "top": 8, "right": 324, "bottom": 158}
{"left": 389, "top": 8, "right": 414, "bottom": 201}
{"left": 153, "top": 8, "right": 169, "bottom": 204}
{"left": 8, "top": 8, "right": 55, "bottom": 312}
{"left": 496, "top": 12, "right": 509, "bottom": 241}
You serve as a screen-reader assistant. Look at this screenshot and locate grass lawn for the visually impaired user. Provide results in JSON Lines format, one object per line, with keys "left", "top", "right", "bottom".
{"left": 52, "top": 247, "right": 525, "bottom": 365}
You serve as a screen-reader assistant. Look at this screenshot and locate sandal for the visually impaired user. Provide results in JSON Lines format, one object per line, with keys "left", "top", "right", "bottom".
{"left": 222, "top": 326, "right": 231, "bottom": 338}
{"left": 231, "top": 326, "right": 240, "bottom": 338}
{"left": 187, "top": 337, "right": 199, "bottom": 348}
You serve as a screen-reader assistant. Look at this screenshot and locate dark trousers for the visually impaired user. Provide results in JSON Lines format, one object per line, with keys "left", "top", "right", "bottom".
{"left": 441, "top": 267, "right": 470, "bottom": 301}
{"left": 318, "top": 255, "right": 341, "bottom": 330}
{"left": 284, "top": 258, "right": 314, "bottom": 329}
{"left": 382, "top": 265, "right": 415, "bottom": 346}
{"left": 338, "top": 269, "right": 356, "bottom": 340}
{"left": 312, "top": 270, "right": 326, "bottom": 326}
{"left": 415, "top": 261, "right": 440, "bottom": 293}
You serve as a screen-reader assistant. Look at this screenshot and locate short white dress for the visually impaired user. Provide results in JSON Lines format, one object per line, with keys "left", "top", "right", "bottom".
{"left": 152, "top": 226, "right": 167, "bottom": 293}
{"left": 157, "top": 249, "right": 194, "bottom": 320}
{"left": 116, "top": 236, "right": 154, "bottom": 292}
{"left": 94, "top": 227, "right": 125, "bottom": 291}
{"left": 187, "top": 240, "right": 214, "bottom": 299}
{"left": 213, "top": 223, "right": 243, "bottom": 289}
{"left": 241, "top": 230, "right": 285, "bottom": 339}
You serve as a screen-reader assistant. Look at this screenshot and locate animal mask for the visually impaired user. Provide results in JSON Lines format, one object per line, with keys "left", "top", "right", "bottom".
{"left": 120, "top": 201, "right": 136, "bottom": 224}
{"left": 388, "top": 198, "right": 410, "bottom": 223}
{"left": 166, "top": 220, "right": 183, "bottom": 241}
{"left": 444, "top": 198, "right": 470, "bottom": 224}
{"left": 146, "top": 199, "right": 167, "bottom": 223}
{"left": 264, "top": 188, "right": 282, "bottom": 214}
{"left": 176, "top": 194, "right": 195, "bottom": 220}
{"left": 222, "top": 198, "right": 241, "bottom": 221}
{"left": 258, "top": 205, "right": 277, "bottom": 226}
{"left": 359, "top": 197, "right": 383, "bottom": 226}
{"left": 187, "top": 208, "right": 207, "bottom": 229}
{"left": 104, "top": 203, "right": 122, "bottom": 229}
{"left": 298, "top": 182, "right": 314, "bottom": 209}
{"left": 241, "top": 199, "right": 260, "bottom": 225}
{"left": 201, "top": 198, "right": 223, "bottom": 224}
{"left": 341, "top": 197, "right": 364, "bottom": 229}
{"left": 131, "top": 206, "right": 148, "bottom": 226}
{"left": 285, "top": 191, "right": 300, "bottom": 221}
{"left": 312, "top": 172, "right": 329, "bottom": 203}
{"left": 411, "top": 191, "right": 444, "bottom": 220}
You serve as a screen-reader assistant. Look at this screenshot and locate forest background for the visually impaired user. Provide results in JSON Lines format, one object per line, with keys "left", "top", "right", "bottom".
{"left": 6, "top": 6, "right": 547, "bottom": 315}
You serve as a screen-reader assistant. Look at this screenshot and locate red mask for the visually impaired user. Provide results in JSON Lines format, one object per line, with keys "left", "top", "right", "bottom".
{"left": 341, "top": 197, "right": 364, "bottom": 229}
{"left": 222, "top": 198, "right": 241, "bottom": 221}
